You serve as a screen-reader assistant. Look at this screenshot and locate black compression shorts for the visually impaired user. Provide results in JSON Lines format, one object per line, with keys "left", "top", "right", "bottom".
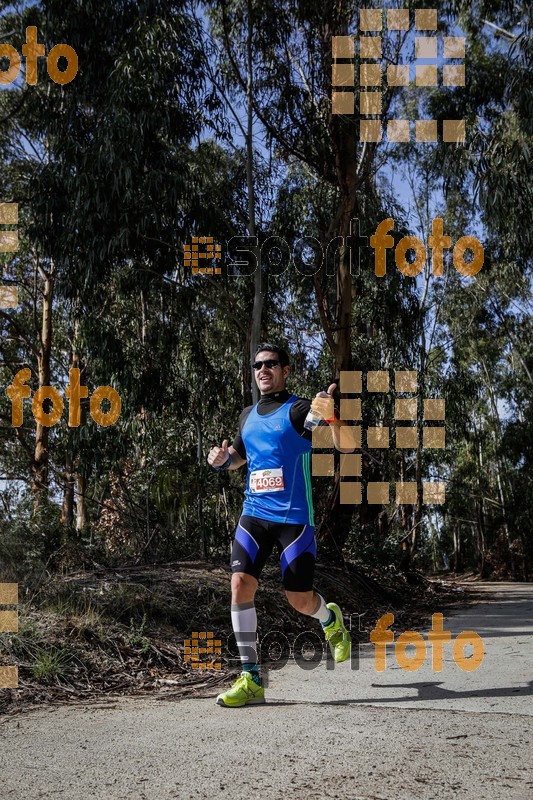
{"left": 230, "top": 514, "right": 316, "bottom": 592}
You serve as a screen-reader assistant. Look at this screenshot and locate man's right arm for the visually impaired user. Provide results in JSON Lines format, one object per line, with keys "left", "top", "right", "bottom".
{"left": 227, "top": 447, "right": 246, "bottom": 469}
{"left": 207, "top": 440, "right": 246, "bottom": 470}
{"left": 207, "top": 407, "right": 251, "bottom": 471}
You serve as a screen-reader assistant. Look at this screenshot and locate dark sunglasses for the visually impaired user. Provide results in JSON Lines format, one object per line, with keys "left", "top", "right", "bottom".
{"left": 252, "top": 359, "right": 281, "bottom": 370}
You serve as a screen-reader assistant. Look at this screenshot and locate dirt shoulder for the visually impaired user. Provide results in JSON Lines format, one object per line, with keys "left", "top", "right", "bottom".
{"left": 0, "top": 561, "right": 481, "bottom": 716}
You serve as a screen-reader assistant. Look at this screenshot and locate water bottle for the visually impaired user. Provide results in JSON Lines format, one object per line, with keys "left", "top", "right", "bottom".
{"left": 304, "top": 407, "right": 318, "bottom": 432}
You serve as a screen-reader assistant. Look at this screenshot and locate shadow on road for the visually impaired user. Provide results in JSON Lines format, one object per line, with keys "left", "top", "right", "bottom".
{"left": 261, "top": 680, "right": 533, "bottom": 707}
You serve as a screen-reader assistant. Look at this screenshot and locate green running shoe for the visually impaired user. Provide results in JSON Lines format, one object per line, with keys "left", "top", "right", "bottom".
{"left": 216, "top": 672, "right": 266, "bottom": 708}
{"left": 324, "top": 602, "right": 351, "bottom": 663}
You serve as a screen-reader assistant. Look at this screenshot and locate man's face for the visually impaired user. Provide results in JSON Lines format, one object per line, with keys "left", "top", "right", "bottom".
{"left": 254, "top": 350, "right": 290, "bottom": 395}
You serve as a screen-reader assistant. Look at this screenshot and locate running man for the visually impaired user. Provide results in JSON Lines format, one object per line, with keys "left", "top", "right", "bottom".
{"left": 208, "top": 343, "right": 356, "bottom": 707}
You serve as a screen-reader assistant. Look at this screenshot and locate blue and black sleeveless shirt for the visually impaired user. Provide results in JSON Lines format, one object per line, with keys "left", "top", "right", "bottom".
{"left": 232, "top": 390, "right": 314, "bottom": 525}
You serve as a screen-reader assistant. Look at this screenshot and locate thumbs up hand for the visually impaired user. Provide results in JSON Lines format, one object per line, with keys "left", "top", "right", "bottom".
{"left": 311, "top": 383, "right": 338, "bottom": 423}
{"left": 208, "top": 439, "right": 231, "bottom": 467}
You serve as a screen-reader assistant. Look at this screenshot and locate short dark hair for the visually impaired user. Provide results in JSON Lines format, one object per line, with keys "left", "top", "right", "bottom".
{"left": 254, "top": 342, "right": 290, "bottom": 367}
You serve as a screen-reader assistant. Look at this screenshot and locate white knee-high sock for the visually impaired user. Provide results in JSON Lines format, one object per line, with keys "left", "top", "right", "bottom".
{"left": 309, "top": 593, "right": 333, "bottom": 625}
{"left": 231, "top": 602, "right": 258, "bottom": 664}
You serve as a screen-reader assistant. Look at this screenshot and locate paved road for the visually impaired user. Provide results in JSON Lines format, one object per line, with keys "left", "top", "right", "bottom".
{"left": 1, "top": 582, "right": 532, "bottom": 799}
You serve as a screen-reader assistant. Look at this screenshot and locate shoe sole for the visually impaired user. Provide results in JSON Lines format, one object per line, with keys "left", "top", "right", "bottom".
{"left": 216, "top": 696, "right": 266, "bottom": 707}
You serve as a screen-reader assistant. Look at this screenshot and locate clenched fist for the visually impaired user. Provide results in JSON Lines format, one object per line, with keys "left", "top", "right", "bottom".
{"left": 207, "top": 439, "right": 231, "bottom": 468}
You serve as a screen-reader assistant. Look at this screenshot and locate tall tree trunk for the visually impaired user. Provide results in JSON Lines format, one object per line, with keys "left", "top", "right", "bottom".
{"left": 61, "top": 334, "right": 79, "bottom": 530}
{"left": 475, "top": 501, "right": 487, "bottom": 576}
{"left": 453, "top": 525, "right": 463, "bottom": 572}
{"left": 197, "top": 403, "right": 208, "bottom": 561}
{"left": 409, "top": 326, "right": 428, "bottom": 562}
{"left": 410, "top": 445, "right": 423, "bottom": 561}
{"left": 32, "top": 269, "right": 54, "bottom": 513}
{"left": 61, "top": 450, "right": 75, "bottom": 528}
{"left": 69, "top": 318, "right": 89, "bottom": 533}
{"left": 427, "top": 513, "right": 439, "bottom": 572}
{"left": 189, "top": 342, "right": 208, "bottom": 559}
{"left": 242, "top": 326, "right": 253, "bottom": 408}
{"left": 475, "top": 432, "right": 488, "bottom": 576}
{"left": 76, "top": 472, "right": 88, "bottom": 531}
{"left": 482, "top": 364, "right": 515, "bottom": 578}
{"left": 138, "top": 289, "right": 148, "bottom": 467}
{"left": 246, "top": 1, "right": 262, "bottom": 403}
{"left": 314, "top": 25, "right": 360, "bottom": 550}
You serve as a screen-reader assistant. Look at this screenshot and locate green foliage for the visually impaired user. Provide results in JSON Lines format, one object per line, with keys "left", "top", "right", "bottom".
{"left": 0, "top": 0, "right": 530, "bottom": 581}
{"left": 127, "top": 613, "right": 151, "bottom": 653}
{"left": 31, "top": 648, "right": 74, "bottom": 682}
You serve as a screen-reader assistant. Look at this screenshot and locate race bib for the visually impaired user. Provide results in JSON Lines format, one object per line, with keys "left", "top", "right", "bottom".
{"left": 249, "top": 467, "right": 284, "bottom": 493}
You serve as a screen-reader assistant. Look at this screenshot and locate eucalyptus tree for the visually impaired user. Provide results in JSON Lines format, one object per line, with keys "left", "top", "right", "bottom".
{"left": 207, "top": 0, "right": 426, "bottom": 550}
{"left": 438, "top": 0, "right": 532, "bottom": 261}
{"left": 0, "top": 0, "right": 211, "bottom": 534}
